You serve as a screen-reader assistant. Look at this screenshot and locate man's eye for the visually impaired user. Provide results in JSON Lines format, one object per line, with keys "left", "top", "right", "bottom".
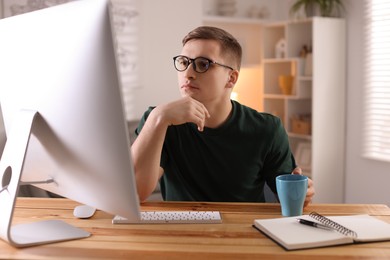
{"left": 196, "top": 59, "right": 209, "bottom": 70}
{"left": 178, "top": 59, "right": 188, "bottom": 66}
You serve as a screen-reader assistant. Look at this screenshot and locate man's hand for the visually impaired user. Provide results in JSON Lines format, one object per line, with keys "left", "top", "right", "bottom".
{"left": 154, "top": 96, "right": 210, "bottom": 131}
{"left": 292, "top": 167, "right": 315, "bottom": 207}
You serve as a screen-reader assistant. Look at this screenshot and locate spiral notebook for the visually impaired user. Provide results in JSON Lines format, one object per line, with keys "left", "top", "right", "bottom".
{"left": 253, "top": 212, "right": 390, "bottom": 250}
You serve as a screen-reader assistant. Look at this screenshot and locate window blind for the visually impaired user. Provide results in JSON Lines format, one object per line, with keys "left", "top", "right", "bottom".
{"left": 363, "top": 0, "right": 390, "bottom": 162}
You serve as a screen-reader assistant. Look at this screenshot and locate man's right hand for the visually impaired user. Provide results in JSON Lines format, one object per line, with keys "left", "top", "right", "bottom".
{"left": 153, "top": 96, "right": 210, "bottom": 131}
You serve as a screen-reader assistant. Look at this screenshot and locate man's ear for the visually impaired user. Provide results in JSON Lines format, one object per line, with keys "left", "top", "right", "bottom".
{"left": 226, "top": 70, "right": 239, "bottom": 88}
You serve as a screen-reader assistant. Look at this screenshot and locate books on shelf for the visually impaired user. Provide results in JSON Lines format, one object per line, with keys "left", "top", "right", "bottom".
{"left": 253, "top": 212, "right": 390, "bottom": 250}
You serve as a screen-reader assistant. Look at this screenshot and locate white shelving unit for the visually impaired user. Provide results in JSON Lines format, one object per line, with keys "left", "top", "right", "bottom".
{"left": 262, "top": 17, "right": 346, "bottom": 203}
{"left": 202, "top": 3, "right": 347, "bottom": 203}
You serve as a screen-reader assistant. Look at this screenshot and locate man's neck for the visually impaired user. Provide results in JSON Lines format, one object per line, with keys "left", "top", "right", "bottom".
{"left": 204, "top": 100, "right": 233, "bottom": 129}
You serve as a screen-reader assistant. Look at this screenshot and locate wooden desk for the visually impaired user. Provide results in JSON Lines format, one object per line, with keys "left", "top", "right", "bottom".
{"left": 2, "top": 198, "right": 390, "bottom": 259}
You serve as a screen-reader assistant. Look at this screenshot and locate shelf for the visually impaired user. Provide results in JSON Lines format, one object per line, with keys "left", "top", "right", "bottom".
{"left": 264, "top": 94, "right": 288, "bottom": 99}
{"left": 261, "top": 17, "right": 346, "bottom": 203}
{"left": 288, "top": 132, "right": 312, "bottom": 140}
{"left": 299, "top": 76, "right": 312, "bottom": 81}
{"left": 262, "top": 58, "right": 300, "bottom": 63}
{"left": 264, "top": 94, "right": 303, "bottom": 100}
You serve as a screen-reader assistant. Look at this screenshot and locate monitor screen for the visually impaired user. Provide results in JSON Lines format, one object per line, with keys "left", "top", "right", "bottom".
{"left": 0, "top": 0, "right": 140, "bottom": 242}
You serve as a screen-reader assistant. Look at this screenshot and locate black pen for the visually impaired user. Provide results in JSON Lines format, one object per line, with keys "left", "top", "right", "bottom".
{"left": 297, "top": 218, "right": 333, "bottom": 231}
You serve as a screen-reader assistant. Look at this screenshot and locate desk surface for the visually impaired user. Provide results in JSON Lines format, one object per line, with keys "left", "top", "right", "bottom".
{"left": 2, "top": 198, "right": 390, "bottom": 259}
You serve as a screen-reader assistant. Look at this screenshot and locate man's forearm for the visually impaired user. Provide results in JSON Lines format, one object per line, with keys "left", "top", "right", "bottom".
{"left": 131, "top": 113, "right": 167, "bottom": 201}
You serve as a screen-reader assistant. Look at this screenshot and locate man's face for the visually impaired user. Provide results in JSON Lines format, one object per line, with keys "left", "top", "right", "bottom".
{"left": 177, "top": 39, "right": 233, "bottom": 104}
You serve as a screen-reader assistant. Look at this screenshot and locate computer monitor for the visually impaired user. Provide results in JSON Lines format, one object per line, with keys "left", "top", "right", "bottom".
{"left": 0, "top": 0, "right": 141, "bottom": 247}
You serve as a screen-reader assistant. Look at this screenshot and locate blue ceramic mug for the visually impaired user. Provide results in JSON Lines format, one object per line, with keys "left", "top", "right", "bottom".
{"left": 276, "top": 174, "right": 308, "bottom": 217}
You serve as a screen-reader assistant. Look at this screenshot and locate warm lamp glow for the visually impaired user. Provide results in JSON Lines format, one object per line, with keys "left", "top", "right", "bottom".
{"left": 232, "top": 66, "right": 262, "bottom": 111}
{"left": 231, "top": 91, "right": 239, "bottom": 101}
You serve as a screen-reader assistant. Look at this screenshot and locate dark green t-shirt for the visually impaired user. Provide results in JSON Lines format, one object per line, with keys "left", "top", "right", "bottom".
{"left": 136, "top": 100, "right": 295, "bottom": 202}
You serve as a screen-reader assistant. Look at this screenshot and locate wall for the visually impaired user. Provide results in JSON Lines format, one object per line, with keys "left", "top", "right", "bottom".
{"left": 344, "top": 0, "right": 390, "bottom": 206}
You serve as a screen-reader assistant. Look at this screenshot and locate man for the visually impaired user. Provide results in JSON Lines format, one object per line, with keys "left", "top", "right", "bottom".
{"left": 131, "top": 26, "right": 314, "bottom": 205}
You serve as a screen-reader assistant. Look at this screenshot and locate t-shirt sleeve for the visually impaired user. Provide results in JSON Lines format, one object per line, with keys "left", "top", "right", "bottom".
{"left": 134, "top": 106, "right": 167, "bottom": 169}
{"left": 135, "top": 106, "right": 155, "bottom": 136}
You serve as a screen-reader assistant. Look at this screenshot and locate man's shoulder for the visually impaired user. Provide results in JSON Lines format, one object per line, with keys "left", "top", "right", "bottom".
{"left": 233, "top": 101, "right": 282, "bottom": 125}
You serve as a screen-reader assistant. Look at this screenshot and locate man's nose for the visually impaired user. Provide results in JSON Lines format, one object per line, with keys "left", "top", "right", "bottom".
{"left": 183, "top": 62, "right": 196, "bottom": 78}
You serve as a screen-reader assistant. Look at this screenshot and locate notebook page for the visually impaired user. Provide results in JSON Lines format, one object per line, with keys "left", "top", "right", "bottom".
{"left": 254, "top": 217, "right": 353, "bottom": 250}
{"left": 327, "top": 215, "right": 390, "bottom": 242}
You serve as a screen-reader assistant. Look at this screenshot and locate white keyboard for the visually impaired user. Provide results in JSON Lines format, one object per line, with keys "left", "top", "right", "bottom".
{"left": 112, "top": 211, "right": 222, "bottom": 224}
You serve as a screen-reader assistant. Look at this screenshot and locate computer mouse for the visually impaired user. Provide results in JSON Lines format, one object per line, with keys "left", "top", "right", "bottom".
{"left": 73, "top": 205, "right": 96, "bottom": 219}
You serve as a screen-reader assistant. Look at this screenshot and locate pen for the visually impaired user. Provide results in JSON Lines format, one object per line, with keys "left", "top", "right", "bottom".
{"left": 297, "top": 218, "right": 333, "bottom": 231}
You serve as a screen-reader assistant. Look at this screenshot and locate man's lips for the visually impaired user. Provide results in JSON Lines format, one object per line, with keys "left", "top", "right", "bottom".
{"left": 181, "top": 84, "right": 199, "bottom": 90}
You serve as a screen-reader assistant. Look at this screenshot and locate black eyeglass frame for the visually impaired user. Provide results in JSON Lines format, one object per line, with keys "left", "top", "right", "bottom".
{"left": 173, "top": 55, "right": 234, "bottom": 73}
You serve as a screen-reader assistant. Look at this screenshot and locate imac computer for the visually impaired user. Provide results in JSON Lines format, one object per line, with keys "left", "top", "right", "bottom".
{"left": 0, "top": 0, "right": 141, "bottom": 247}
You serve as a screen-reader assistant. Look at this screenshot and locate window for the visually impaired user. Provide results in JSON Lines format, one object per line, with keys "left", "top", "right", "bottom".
{"left": 363, "top": 0, "right": 390, "bottom": 162}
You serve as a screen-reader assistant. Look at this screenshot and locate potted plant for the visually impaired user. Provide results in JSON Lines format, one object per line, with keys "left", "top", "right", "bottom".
{"left": 290, "top": 0, "right": 345, "bottom": 18}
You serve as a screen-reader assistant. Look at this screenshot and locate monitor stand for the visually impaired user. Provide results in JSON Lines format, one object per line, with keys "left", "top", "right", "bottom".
{"left": 0, "top": 110, "right": 90, "bottom": 248}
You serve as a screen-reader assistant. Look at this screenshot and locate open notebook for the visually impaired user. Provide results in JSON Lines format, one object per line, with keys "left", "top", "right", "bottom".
{"left": 253, "top": 212, "right": 390, "bottom": 250}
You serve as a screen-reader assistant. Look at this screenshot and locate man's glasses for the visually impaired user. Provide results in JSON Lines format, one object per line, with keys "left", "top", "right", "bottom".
{"left": 173, "top": 55, "right": 234, "bottom": 73}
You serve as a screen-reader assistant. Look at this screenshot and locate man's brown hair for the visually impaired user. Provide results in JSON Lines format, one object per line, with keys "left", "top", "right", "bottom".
{"left": 182, "top": 26, "right": 242, "bottom": 71}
